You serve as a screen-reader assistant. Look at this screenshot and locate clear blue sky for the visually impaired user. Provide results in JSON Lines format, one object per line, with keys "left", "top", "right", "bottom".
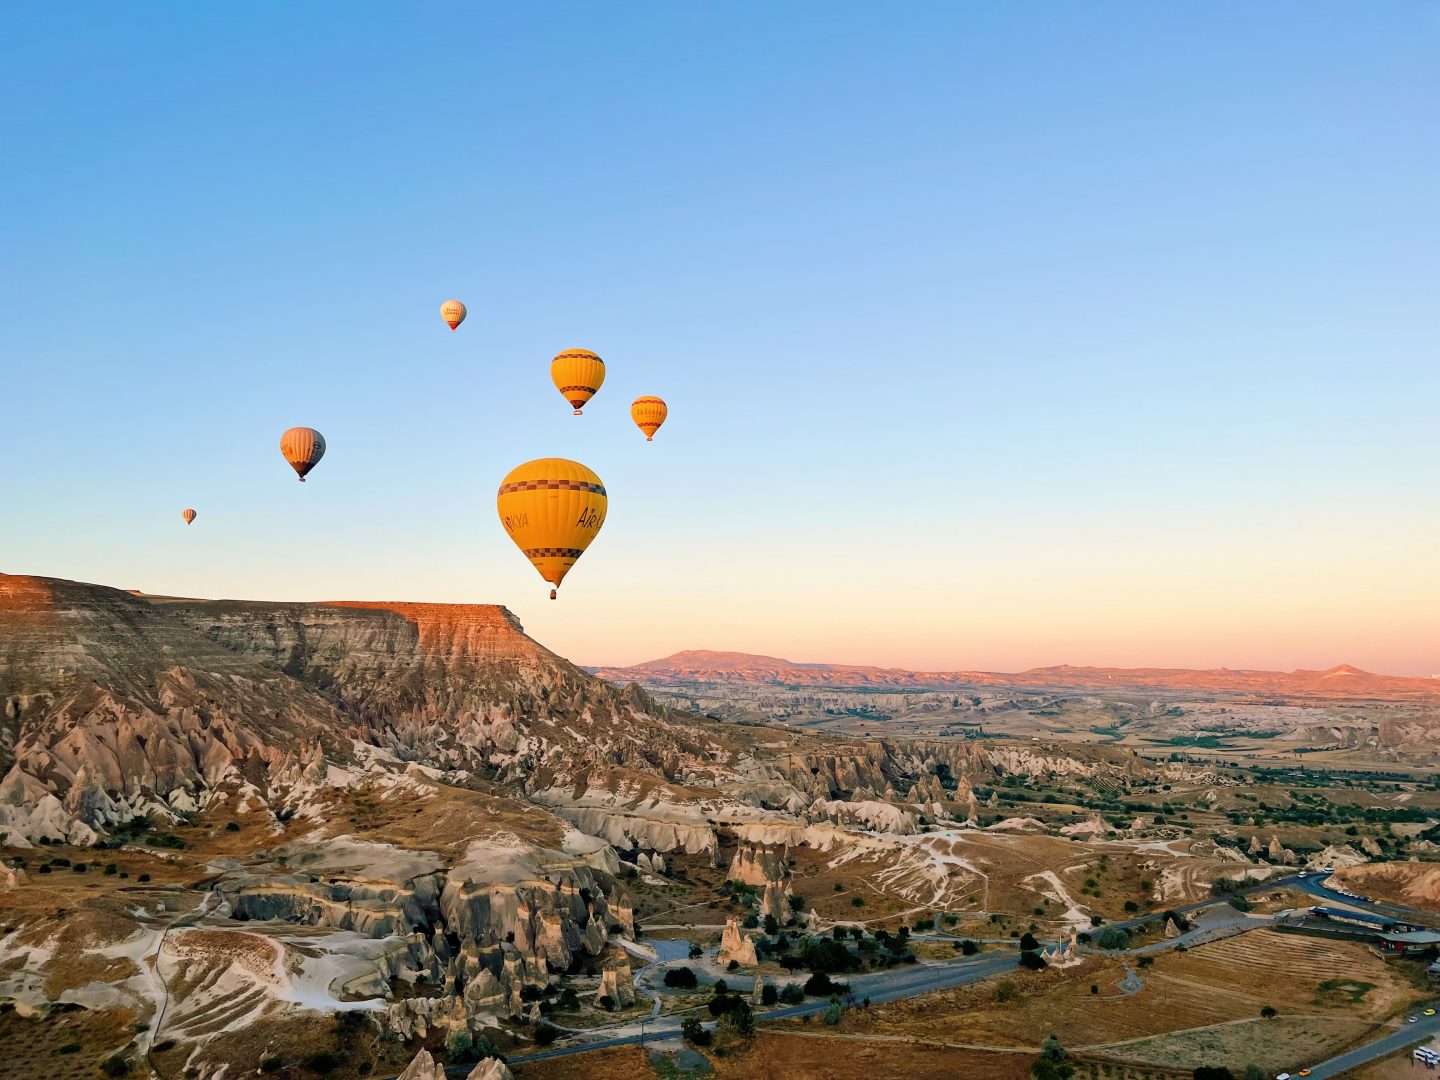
{"left": 3, "top": 3, "right": 1437, "bottom": 674}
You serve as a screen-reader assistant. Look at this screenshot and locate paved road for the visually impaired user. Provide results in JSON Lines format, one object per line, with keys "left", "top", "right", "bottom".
{"left": 401, "top": 871, "right": 1440, "bottom": 1078}
{"left": 1304, "top": 1012, "right": 1440, "bottom": 1078}
{"left": 1288, "top": 875, "right": 1440, "bottom": 927}
{"left": 464, "top": 953, "right": 1019, "bottom": 1074}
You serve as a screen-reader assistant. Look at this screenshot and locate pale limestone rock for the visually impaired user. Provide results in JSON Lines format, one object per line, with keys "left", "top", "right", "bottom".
{"left": 717, "top": 915, "right": 758, "bottom": 967}
{"left": 466, "top": 1058, "right": 514, "bottom": 1080}
{"left": 596, "top": 960, "right": 635, "bottom": 1008}
{"left": 397, "top": 1049, "right": 448, "bottom": 1080}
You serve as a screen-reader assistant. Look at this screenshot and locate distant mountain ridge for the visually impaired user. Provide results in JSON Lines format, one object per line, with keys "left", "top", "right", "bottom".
{"left": 593, "top": 649, "right": 1440, "bottom": 700}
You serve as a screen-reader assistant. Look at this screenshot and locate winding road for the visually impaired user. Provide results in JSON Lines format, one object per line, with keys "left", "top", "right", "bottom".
{"left": 390, "top": 870, "right": 1440, "bottom": 1078}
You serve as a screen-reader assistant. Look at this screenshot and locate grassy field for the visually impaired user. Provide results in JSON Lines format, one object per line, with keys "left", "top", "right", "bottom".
{"left": 1094, "top": 1015, "right": 1373, "bottom": 1073}
{"left": 1160, "top": 929, "right": 1422, "bottom": 1021}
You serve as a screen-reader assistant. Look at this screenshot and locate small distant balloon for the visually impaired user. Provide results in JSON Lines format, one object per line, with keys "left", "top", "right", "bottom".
{"left": 182, "top": 508, "right": 197, "bottom": 526}
{"left": 280, "top": 427, "right": 326, "bottom": 482}
{"left": 630, "top": 396, "right": 667, "bottom": 441}
{"left": 550, "top": 348, "right": 605, "bottom": 415}
{"left": 496, "top": 457, "right": 607, "bottom": 599}
{"left": 440, "top": 300, "right": 467, "bottom": 331}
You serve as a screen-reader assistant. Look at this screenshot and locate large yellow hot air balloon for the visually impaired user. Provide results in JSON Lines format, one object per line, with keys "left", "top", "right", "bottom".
{"left": 496, "top": 458, "right": 607, "bottom": 599}
{"left": 630, "top": 396, "right": 667, "bottom": 441}
{"left": 440, "top": 300, "right": 467, "bottom": 331}
{"left": 280, "top": 427, "right": 326, "bottom": 482}
{"left": 182, "top": 508, "right": 197, "bottom": 526}
{"left": 550, "top": 349, "right": 605, "bottom": 415}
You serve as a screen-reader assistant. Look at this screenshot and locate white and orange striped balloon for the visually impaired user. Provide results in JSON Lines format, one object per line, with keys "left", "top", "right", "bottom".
{"left": 440, "top": 300, "right": 467, "bottom": 331}
{"left": 181, "top": 508, "right": 197, "bottom": 525}
{"left": 280, "top": 427, "right": 326, "bottom": 482}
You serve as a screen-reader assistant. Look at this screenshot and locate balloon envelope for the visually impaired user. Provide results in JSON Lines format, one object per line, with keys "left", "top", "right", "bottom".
{"left": 280, "top": 427, "right": 326, "bottom": 482}
{"left": 550, "top": 349, "right": 605, "bottom": 415}
{"left": 182, "top": 509, "right": 196, "bottom": 525}
{"left": 440, "top": 300, "right": 467, "bottom": 331}
{"left": 630, "top": 396, "right": 667, "bottom": 441}
{"left": 496, "top": 457, "right": 607, "bottom": 596}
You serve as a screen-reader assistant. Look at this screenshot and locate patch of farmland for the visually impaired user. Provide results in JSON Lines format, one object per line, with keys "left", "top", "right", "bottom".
{"left": 1161, "top": 929, "right": 1417, "bottom": 1018}
{"left": 1097, "top": 1015, "right": 1373, "bottom": 1072}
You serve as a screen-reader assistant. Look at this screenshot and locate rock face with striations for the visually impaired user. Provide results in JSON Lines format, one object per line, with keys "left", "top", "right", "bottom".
{"left": 0, "top": 573, "right": 718, "bottom": 845}
{"left": 596, "top": 958, "right": 636, "bottom": 1007}
{"left": 728, "top": 843, "right": 790, "bottom": 919}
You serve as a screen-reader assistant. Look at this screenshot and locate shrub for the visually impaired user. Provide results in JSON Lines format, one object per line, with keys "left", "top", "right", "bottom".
{"left": 960, "top": 939, "right": 980, "bottom": 955}
{"left": 1019, "top": 932, "right": 1040, "bottom": 951}
{"left": 995, "top": 979, "right": 1019, "bottom": 1003}
{"left": 1018, "top": 951, "right": 1047, "bottom": 971}
{"left": 779, "top": 982, "right": 805, "bottom": 1005}
{"left": 225, "top": 821, "right": 241, "bottom": 832}
{"left": 741, "top": 913, "right": 759, "bottom": 929}
{"left": 59, "top": 1044, "right": 81, "bottom": 1055}
{"left": 533, "top": 1022, "right": 560, "bottom": 1046}
{"left": 1090, "top": 984, "right": 1098, "bottom": 995}
{"left": 446, "top": 1029, "right": 475, "bottom": 1062}
{"left": 681, "top": 1016, "right": 711, "bottom": 1047}
{"left": 101, "top": 1057, "right": 131, "bottom": 1078}
{"left": 799, "top": 935, "right": 860, "bottom": 974}
{"left": 663, "top": 967, "right": 698, "bottom": 989}
{"left": 1123, "top": 900, "right": 1139, "bottom": 913}
{"left": 763, "top": 914, "right": 780, "bottom": 935}
{"left": 804, "top": 971, "right": 849, "bottom": 996}
{"left": 303, "top": 1051, "right": 342, "bottom": 1073}
{"left": 1097, "top": 927, "right": 1131, "bottom": 951}
{"left": 688, "top": 944, "right": 703, "bottom": 960}
{"left": 726, "top": 959, "right": 739, "bottom": 972}
{"left": 137, "top": 873, "right": 151, "bottom": 883}
{"left": 1193, "top": 1069, "right": 1234, "bottom": 1080}
{"left": 1260, "top": 1005, "right": 1277, "bottom": 1019}
{"left": 761, "top": 983, "right": 778, "bottom": 1005}
{"left": 258, "top": 1055, "right": 283, "bottom": 1073}
{"left": 851, "top": 896, "right": 865, "bottom": 907}
{"left": 719, "top": 999, "right": 756, "bottom": 1042}
{"left": 824, "top": 1001, "right": 844, "bottom": 1025}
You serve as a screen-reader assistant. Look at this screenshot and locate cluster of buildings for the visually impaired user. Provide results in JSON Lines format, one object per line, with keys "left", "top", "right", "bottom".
{"left": 1276, "top": 904, "right": 1440, "bottom": 959}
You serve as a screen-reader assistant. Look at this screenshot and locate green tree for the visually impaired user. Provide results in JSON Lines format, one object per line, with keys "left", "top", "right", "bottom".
{"left": 681, "top": 1016, "right": 711, "bottom": 1047}
{"left": 718, "top": 998, "right": 757, "bottom": 1045}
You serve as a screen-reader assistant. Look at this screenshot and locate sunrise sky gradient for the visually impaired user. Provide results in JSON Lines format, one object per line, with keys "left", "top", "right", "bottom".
{"left": 3, "top": 4, "right": 1437, "bottom": 675}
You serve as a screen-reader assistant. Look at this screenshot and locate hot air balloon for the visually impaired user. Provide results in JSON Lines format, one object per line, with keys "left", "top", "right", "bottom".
{"left": 496, "top": 458, "right": 607, "bottom": 599}
{"left": 280, "top": 427, "right": 326, "bottom": 482}
{"left": 182, "top": 508, "right": 197, "bottom": 525}
{"left": 630, "top": 396, "right": 667, "bottom": 441}
{"left": 550, "top": 349, "right": 605, "bottom": 415}
{"left": 440, "top": 300, "right": 467, "bottom": 331}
